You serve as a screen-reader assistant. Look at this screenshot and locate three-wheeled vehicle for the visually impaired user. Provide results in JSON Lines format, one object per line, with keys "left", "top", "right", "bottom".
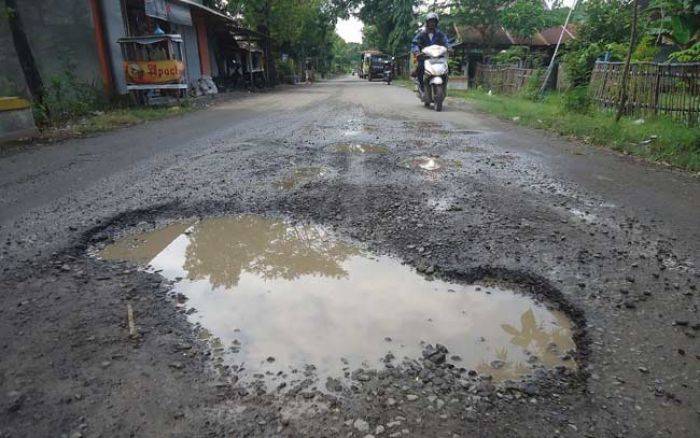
{"left": 361, "top": 51, "right": 391, "bottom": 81}
{"left": 118, "top": 34, "right": 187, "bottom": 105}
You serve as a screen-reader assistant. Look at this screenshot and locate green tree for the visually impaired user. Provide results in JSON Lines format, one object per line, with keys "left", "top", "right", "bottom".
{"left": 577, "top": 0, "right": 634, "bottom": 44}
{"left": 358, "top": 0, "right": 417, "bottom": 54}
{"left": 647, "top": 0, "right": 700, "bottom": 60}
{"left": 362, "top": 24, "right": 384, "bottom": 50}
{"left": 330, "top": 37, "right": 361, "bottom": 72}
{"left": 387, "top": 0, "right": 417, "bottom": 54}
{"left": 227, "top": 0, "right": 347, "bottom": 77}
{"left": 562, "top": 0, "right": 635, "bottom": 87}
{"left": 501, "top": 0, "right": 546, "bottom": 39}
{"left": 450, "top": 0, "right": 510, "bottom": 49}
{"left": 358, "top": 0, "right": 394, "bottom": 52}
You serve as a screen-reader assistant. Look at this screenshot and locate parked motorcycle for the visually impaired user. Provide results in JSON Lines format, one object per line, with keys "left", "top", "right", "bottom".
{"left": 417, "top": 44, "right": 448, "bottom": 111}
{"left": 382, "top": 58, "right": 394, "bottom": 85}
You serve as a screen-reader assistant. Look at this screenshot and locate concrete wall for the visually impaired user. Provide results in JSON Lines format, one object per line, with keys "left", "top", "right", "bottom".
{"left": 0, "top": 6, "right": 27, "bottom": 97}
{"left": 0, "top": 0, "right": 103, "bottom": 95}
{"left": 0, "top": 98, "right": 38, "bottom": 142}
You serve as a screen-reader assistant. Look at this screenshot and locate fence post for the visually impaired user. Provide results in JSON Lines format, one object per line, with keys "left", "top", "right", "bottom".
{"left": 652, "top": 64, "right": 662, "bottom": 116}
{"left": 601, "top": 62, "right": 610, "bottom": 105}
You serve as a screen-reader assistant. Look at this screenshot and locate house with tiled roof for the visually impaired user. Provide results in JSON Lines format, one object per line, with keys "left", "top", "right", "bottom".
{"left": 451, "top": 23, "right": 578, "bottom": 80}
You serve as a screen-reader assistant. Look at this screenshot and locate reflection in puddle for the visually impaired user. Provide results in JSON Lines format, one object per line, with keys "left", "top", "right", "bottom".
{"left": 275, "top": 167, "right": 326, "bottom": 190}
{"left": 342, "top": 125, "right": 379, "bottom": 137}
{"left": 568, "top": 208, "right": 597, "bottom": 223}
{"left": 477, "top": 308, "right": 575, "bottom": 380}
{"left": 402, "top": 156, "right": 446, "bottom": 171}
{"left": 100, "top": 215, "right": 576, "bottom": 386}
{"left": 100, "top": 221, "right": 194, "bottom": 265}
{"left": 332, "top": 142, "right": 389, "bottom": 154}
{"left": 427, "top": 197, "right": 456, "bottom": 212}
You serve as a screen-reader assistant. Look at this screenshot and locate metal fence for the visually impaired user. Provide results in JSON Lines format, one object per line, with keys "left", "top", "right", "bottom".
{"left": 589, "top": 61, "right": 700, "bottom": 125}
{"left": 474, "top": 63, "right": 536, "bottom": 94}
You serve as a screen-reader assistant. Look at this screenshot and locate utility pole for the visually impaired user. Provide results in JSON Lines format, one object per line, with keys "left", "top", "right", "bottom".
{"left": 5, "top": 0, "right": 47, "bottom": 111}
{"left": 539, "top": 0, "right": 578, "bottom": 96}
{"left": 615, "top": 0, "right": 639, "bottom": 122}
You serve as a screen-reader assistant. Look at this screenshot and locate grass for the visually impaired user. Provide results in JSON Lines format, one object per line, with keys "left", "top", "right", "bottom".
{"left": 0, "top": 105, "right": 193, "bottom": 150}
{"left": 59, "top": 105, "right": 191, "bottom": 137}
{"left": 449, "top": 88, "right": 700, "bottom": 172}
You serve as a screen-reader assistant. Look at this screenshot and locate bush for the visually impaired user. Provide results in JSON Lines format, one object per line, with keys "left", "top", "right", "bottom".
{"left": 560, "top": 86, "right": 591, "bottom": 113}
{"left": 34, "top": 61, "right": 104, "bottom": 126}
{"left": 448, "top": 58, "right": 462, "bottom": 75}
{"left": 632, "top": 35, "right": 661, "bottom": 61}
{"left": 562, "top": 43, "right": 604, "bottom": 87}
{"left": 493, "top": 46, "right": 529, "bottom": 65}
{"left": 669, "top": 42, "right": 700, "bottom": 62}
{"left": 603, "top": 43, "right": 627, "bottom": 61}
{"left": 519, "top": 69, "right": 544, "bottom": 101}
{"left": 277, "top": 58, "right": 297, "bottom": 82}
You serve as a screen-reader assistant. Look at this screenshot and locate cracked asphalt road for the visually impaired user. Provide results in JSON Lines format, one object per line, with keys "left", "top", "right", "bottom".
{"left": 0, "top": 77, "right": 698, "bottom": 437}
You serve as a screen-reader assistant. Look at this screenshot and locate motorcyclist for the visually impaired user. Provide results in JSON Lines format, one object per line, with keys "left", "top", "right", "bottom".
{"left": 411, "top": 12, "right": 448, "bottom": 93}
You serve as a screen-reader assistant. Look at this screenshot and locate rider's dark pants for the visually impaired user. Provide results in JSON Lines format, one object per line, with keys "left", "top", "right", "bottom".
{"left": 417, "top": 63, "right": 425, "bottom": 91}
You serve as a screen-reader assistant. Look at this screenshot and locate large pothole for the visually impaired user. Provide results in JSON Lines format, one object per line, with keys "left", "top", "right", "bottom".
{"left": 98, "top": 214, "right": 577, "bottom": 388}
{"left": 400, "top": 156, "right": 448, "bottom": 171}
{"left": 275, "top": 166, "right": 326, "bottom": 190}
{"left": 330, "top": 142, "right": 389, "bottom": 154}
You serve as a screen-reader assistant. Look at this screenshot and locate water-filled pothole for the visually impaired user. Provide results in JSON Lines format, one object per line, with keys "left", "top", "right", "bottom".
{"left": 99, "top": 215, "right": 576, "bottom": 385}
{"left": 331, "top": 142, "right": 389, "bottom": 154}
{"left": 401, "top": 156, "right": 447, "bottom": 171}
{"left": 456, "top": 129, "right": 481, "bottom": 134}
{"left": 275, "top": 167, "right": 326, "bottom": 190}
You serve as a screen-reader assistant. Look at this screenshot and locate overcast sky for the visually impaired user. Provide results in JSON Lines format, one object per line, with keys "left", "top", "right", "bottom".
{"left": 336, "top": 15, "right": 364, "bottom": 44}
{"left": 334, "top": 0, "right": 579, "bottom": 44}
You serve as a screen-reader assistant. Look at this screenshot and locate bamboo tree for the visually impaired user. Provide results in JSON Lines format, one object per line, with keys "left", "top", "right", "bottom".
{"left": 615, "top": 0, "right": 639, "bottom": 122}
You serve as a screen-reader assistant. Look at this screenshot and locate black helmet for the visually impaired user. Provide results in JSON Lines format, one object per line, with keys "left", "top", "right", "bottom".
{"left": 426, "top": 12, "right": 439, "bottom": 23}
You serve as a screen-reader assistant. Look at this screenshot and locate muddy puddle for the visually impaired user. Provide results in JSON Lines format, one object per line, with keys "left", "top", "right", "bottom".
{"left": 404, "top": 122, "right": 480, "bottom": 137}
{"left": 331, "top": 142, "right": 389, "bottom": 154}
{"left": 275, "top": 167, "right": 326, "bottom": 190}
{"left": 427, "top": 197, "right": 458, "bottom": 212}
{"left": 100, "top": 215, "right": 576, "bottom": 387}
{"left": 401, "top": 156, "right": 447, "bottom": 171}
{"left": 342, "top": 125, "right": 379, "bottom": 137}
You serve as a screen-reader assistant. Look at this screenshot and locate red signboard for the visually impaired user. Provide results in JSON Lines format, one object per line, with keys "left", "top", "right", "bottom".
{"left": 124, "top": 60, "right": 185, "bottom": 85}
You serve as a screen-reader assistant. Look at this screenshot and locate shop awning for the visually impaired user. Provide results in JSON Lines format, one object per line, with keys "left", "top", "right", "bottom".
{"left": 117, "top": 34, "right": 183, "bottom": 44}
{"left": 174, "top": 0, "right": 235, "bottom": 22}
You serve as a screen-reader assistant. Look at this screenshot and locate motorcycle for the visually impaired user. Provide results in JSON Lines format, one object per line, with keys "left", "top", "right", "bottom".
{"left": 417, "top": 44, "right": 448, "bottom": 112}
{"left": 382, "top": 58, "right": 394, "bottom": 85}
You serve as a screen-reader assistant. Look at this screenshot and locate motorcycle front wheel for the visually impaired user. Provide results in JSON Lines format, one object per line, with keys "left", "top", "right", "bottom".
{"left": 423, "top": 82, "right": 432, "bottom": 107}
{"left": 434, "top": 84, "right": 445, "bottom": 112}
